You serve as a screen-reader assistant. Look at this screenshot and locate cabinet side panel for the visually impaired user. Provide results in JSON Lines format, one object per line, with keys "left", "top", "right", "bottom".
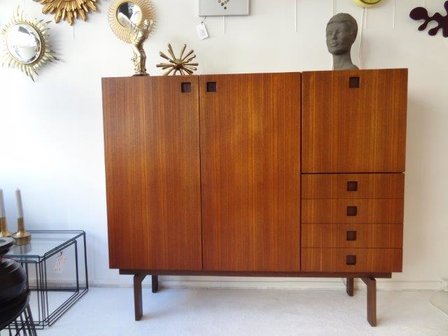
{"left": 102, "top": 76, "right": 202, "bottom": 270}
{"left": 200, "top": 73, "right": 301, "bottom": 272}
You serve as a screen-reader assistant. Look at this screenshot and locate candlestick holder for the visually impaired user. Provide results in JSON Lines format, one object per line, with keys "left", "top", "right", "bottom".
{"left": 12, "top": 217, "right": 31, "bottom": 245}
{"left": 0, "top": 217, "right": 11, "bottom": 238}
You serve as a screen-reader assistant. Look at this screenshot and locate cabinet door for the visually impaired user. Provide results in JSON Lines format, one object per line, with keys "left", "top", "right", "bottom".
{"left": 102, "top": 76, "right": 202, "bottom": 270}
{"left": 302, "top": 69, "right": 407, "bottom": 173}
{"left": 200, "top": 73, "right": 301, "bottom": 272}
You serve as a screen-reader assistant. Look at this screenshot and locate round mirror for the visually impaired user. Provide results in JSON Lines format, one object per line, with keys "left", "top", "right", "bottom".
{"left": 117, "top": 2, "right": 143, "bottom": 28}
{"left": 6, "top": 24, "right": 41, "bottom": 64}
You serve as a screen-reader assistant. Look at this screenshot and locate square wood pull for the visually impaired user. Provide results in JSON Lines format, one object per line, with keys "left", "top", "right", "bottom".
{"left": 346, "top": 255, "right": 357, "bottom": 266}
{"left": 346, "top": 231, "right": 357, "bottom": 241}
{"left": 181, "top": 82, "right": 191, "bottom": 93}
{"left": 349, "top": 76, "right": 360, "bottom": 88}
{"left": 347, "top": 181, "right": 358, "bottom": 191}
{"left": 346, "top": 206, "right": 358, "bottom": 216}
{"left": 206, "top": 82, "right": 217, "bottom": 92}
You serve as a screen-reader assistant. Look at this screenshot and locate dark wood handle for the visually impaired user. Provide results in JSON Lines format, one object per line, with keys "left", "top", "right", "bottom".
{"left": 346, "top": 255, "right": 357, "bottom": 266}
{"left": 349, "top": 76, "right": 360, "bottom": 88}
{"left": 206, "top": 82, "right": 217, "bottom": 92}
{"left": 346, "top": 206, "right": 358, "bottom": 216}
{"left": 347, "top": 181, "right": 358, "bottom": 191}
{"left": 181, "top": 82, "right": 191, "bottom": 93}
{"left": 346, "top": 230, "right": 357, "bottom": 241}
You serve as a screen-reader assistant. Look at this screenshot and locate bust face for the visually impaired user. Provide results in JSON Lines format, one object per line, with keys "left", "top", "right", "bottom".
{"left": 326, "top": 21, "right": 356, "bottom": 55}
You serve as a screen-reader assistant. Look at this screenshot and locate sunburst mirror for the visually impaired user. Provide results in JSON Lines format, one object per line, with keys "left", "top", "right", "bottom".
{"left": 0, "top": 9, "right": 57, "bottom": 81}
{"left": 36, "top": 0, "right": 98, "bottom": 25}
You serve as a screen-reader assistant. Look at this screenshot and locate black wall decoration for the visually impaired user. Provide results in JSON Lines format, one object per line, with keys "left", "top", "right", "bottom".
{"left": 410, "top": 1, "right": 448, "bottom": 37}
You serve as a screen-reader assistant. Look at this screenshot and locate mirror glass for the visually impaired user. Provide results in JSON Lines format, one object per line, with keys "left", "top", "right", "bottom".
{"left": 117, "top": 2, "right": 142, "bottom": 28}
{"left": 6, "top": 24, "right": 41, "bottom": 64}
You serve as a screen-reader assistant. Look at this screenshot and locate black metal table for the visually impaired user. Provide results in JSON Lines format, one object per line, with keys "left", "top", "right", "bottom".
{"left": 6, "top": 230, "right": 88, "bottom": 328}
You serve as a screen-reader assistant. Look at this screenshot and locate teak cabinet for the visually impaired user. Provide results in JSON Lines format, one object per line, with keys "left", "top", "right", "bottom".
{"left": 102, "top": 69, "right": 407, "bottom": 326}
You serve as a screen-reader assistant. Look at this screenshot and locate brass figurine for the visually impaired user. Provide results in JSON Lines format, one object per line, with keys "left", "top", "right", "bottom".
{"left": 156, "top": 44, "right": 198, "bottom": 75}
{"left": 130, "top": 19, "right": 153, "bottom": 75}
{"left": 37, "top": 0, "right": 98, "bottom": 25}
{"left": 12, "top": 217, "right": 31, "bottom": 246}
{"left": 0, "top": 217, "right": 11, "bottom": 238}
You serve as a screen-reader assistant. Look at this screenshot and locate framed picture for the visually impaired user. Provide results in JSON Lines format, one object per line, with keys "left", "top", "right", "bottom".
{"left": 199, "top": 0, "right": 250, "bottom": 16}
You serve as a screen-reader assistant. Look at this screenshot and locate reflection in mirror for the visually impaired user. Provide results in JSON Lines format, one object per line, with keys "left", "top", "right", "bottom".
{"left": 117, "top": 3, "right": 142, "bottom": 28}
{"left": 6, "top": 24, "right": 42, "bottom": 64}
{"left": 0, "top": 8, "right": 57, "bottom": 81}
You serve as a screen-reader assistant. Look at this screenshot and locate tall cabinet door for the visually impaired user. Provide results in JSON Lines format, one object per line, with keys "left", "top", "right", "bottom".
{"left": 102, "top": 76, "right": 202, "bottom": 271}
{"left": 200, "top": 73, "right": 301, "bottom": 272}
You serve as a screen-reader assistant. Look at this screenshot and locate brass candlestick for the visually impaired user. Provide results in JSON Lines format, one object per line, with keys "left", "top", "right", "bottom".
{"left": 12, "top": 217, "right": 31, "bottom": 245}
{"left": 0, "top": 217, "right": 12, "bottom": 237}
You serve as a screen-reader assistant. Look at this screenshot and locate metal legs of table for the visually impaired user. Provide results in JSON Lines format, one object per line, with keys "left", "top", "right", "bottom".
{"left": 133, "top": 274, "right": 159, "bottom": 321}
{"left": 346, "top": 277, "right": 377, "bottom": 327}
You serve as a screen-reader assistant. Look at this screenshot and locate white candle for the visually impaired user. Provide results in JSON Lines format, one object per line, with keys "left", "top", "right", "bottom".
{"left": 0, "top": 189, "right": 5, "bottom": 218}
{"left": 16, "top": 189, "right": 24, "bottom": 218}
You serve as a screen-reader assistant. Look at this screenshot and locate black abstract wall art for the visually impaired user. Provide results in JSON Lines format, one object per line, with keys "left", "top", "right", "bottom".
{"left": 410, "top": 1, "right": 448, "bottom": 37}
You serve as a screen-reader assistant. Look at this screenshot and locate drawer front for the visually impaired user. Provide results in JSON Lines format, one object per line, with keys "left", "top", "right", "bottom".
{"left": 302, "top": 199, "right": 404, "bottom": 224}
{"left": 302, "top": 174, "right": 404, "bottom": 199}
{"left": 301, "top": 248, "right": 402, "bottom": 272}
{"left": 302, "top": 224, "right": 403, "bottom": 248}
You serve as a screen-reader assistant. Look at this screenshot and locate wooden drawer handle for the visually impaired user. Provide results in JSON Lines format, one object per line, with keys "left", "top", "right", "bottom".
{"left": 206, "top": 82, "right": 217, "bottom": 92}
{"left": 181, "top": 82, "right": 192, "bottom": 93}
{"left": 346, "top": 230, "right": 357, "bottom": 241}
{"left": 346, "top": 206, "right": 358, "bottom": 216}
{"left": 349, "top": 76, "right": 360, "bottom": 88}
{"left": 346, "top": 255, "right": 357, "bottom": 266}
{"left": 347, "top": 181, "right": 358, "bottom": 191}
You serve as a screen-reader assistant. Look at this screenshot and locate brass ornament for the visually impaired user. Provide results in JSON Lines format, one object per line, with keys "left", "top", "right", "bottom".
{"left": 0, "top": 217, "right": 12, "bottom": 238}
{"left": 12, "top": 217, "right": 31, "bottom": 246}
{"left": 156, "top": 44, "right": 198, "bottom": 75}
{"left": 0, "top": 9, "right": 57, "bottom": 81}
{"left": 37, "top": 0, "right": 98, "bottom": 26}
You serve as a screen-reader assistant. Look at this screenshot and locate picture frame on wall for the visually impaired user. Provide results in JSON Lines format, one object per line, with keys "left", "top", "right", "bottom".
{"left": 199, "top": 0, "right": 250, "bottom": 16}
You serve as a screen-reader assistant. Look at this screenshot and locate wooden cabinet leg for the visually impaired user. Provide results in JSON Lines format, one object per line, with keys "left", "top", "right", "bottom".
{"left": 361, "top": 277, "right": 377, "bottom": 327}
{"left": 134, "top": 274, "right": 146, "bottom": 321}
{"left": 346, "top": 277, "right": 354, "bottom": 296}
{"left": 152, "top": 275, "right": 159, "bottom": 293}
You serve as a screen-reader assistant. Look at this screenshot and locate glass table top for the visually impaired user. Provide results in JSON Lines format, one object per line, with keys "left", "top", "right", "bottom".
{"left": 5, "top": 230, "right": 85, "bottom": 261}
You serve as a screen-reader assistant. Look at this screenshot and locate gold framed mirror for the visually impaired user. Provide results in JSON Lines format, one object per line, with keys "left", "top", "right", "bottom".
{"left": 108, "top": 0, "right": 156, "bottom": 43}
{"left": 0, "top": 9, "right": 57, "bottom": 81}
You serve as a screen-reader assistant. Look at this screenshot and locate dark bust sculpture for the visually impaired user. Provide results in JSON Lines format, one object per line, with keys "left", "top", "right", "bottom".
{"left": 326, "top": 13, "right": 359, "bottom": 70}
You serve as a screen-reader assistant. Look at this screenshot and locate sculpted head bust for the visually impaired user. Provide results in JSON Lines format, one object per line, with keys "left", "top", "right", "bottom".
{"left": 326, "top": 13, "right": 359, "bottom": 70}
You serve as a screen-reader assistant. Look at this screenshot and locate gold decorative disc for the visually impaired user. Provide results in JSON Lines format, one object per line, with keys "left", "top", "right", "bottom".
{"left": 37, "top": 0, "right": 98, "bottom": 25}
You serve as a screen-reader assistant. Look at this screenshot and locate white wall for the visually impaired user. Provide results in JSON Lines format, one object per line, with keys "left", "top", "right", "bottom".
{"left": 1, "top": 0, "right": 447, "bottom": 290}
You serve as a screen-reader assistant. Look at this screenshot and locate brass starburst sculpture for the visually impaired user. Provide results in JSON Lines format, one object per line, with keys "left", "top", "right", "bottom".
{"left": 0, "top": 9, "right": 57, "bottom": 81}
{"left": 37, "top": 0, "right": 98, "bottom": 25}
{"left": 156, "top": 44, "right": 198, "bottom": 75}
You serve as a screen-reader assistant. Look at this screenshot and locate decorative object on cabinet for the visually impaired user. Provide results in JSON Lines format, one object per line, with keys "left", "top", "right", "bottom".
{"left": 0, "top": 9, "right": 57, "bottom": 81}
{"left": 36, "top": 0, "right": 97, "bottom": 25}
{"left": 102, "top": 69, "right": 407, "bottom": 326}
{"left": 199, "top": 0, "right": 250, "bottom": 16}
{"left": 156, "top": 44, "right": 198, "bottom": 75}
{"left": 11, "top": 190, "right": 31, "bottom": 246}
{"left": 0, "top": 189, "right": 11, "bottom": 238}
{"left": 352, "top": 0, "right": 383, "bottom": 8}
{"left": 326, "top": 13, "right": 359, "bottom": 70}
{"left": 410, "top": 1, "right": 448, "bottom": 38}
{"left": 108, "top": 0, "right": 155, "bottom": 76}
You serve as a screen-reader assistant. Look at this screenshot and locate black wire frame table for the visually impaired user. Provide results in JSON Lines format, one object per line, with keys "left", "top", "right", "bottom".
{"left": 6, "top": 230, "right": 89, "bottom": 329}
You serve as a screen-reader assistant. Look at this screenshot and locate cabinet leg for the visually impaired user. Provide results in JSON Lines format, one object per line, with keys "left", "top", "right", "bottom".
{"left": 361, "top": 277, "right": 377, "bottom": 327}
{"left": 133, "top": 274, "right": 146, "bottom": 321}
{"left": 152, "top": 275, "right": 159, "bottom": 293}
{"left": 346, "top": 277, "right": 354, "bottom": 296}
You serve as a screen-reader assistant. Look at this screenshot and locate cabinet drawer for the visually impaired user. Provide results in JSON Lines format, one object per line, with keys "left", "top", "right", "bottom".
{"left": 302, "top": 174, "right": 404, "bottom": 199}
{"left": 302, "top": 199, "right": 404, "bottom": 224}
{"left": 301, "top": 248, "right": 402, "bottom": 272}
{"left": 302, "top": 224, "right": 403, "bottom": 248}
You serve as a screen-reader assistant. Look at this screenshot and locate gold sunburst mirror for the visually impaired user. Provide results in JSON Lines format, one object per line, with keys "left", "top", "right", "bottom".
{"left": 0, "top": 9, "right": 57, "bottom": 81}
{"left": 37, "top": 0, "right": 98, "bottom": 25}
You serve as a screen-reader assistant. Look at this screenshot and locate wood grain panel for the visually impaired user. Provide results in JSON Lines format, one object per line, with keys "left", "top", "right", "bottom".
{"left": 102, "top": 76, "right": 202, "bottom": 271}
{"left": 302, "top": 199, "right": 404, "bottom": 224}
{"left": 302, "top": 248, "right": 402, "bottom": 272}
{"left": 302, "top": 173, "right": 404, "bottom": 199}
{"left": 302, "top": 224, "right": 403, "bottom": 248}
{"left": 200, "top": 73, "right": 301, "bottom": 272}
{"left": 302, "top": 69, "right": 407, "bottom": 173}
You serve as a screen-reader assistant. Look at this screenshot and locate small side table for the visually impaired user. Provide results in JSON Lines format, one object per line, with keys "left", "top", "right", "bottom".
{"left": 6, "top": 230, "right": 89, "bottom": 328}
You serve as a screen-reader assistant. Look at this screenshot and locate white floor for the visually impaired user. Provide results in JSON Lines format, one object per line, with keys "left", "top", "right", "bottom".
{"left": 33, "top": 287, "right": 448, "bottom": 336}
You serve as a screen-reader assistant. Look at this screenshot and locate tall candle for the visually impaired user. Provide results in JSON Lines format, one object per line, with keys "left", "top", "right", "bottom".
{"left": 0, "top": 189, "right": 5, "bottom": 217}
{"left": 16, "top": 189, "right": 24, "bottom": 218}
